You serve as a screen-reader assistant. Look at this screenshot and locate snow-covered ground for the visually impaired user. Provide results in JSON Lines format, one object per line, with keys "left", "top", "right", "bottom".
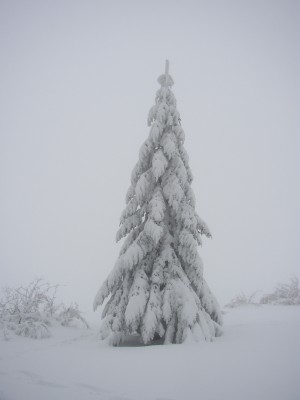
{"left": 0, "top": 305, "right": 299, "bottom": 400}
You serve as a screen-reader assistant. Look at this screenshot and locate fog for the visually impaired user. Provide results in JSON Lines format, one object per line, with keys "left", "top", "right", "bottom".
{"left": 0, "top": 0, "right": 299, "bottom": 318}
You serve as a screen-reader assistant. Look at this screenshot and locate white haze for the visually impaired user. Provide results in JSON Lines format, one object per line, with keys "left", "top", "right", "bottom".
{"left": 0, "top": 0, "right": 299, "bottom": 317}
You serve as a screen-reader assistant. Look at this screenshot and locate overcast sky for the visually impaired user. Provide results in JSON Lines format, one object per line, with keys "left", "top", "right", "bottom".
{"left": 0, "top": 0, "right": 299, "bottom": 317}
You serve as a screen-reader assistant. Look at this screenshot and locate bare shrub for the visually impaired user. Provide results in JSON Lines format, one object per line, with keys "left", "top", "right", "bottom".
{"left": 58, "top": 303, "right": 89, "bottom": 328}
{"left": 260, "top": 277, "right": 300, "bottom": 305}
{"left": 225, "top": 291, "right": 260, "bottom": 308}
{"left": 0, "top": 279, "right": 89, "bottom": 339}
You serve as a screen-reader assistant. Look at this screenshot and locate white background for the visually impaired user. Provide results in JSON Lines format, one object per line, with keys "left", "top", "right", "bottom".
{"left": 0, "top": 0, "right": 299, "bottom": 317}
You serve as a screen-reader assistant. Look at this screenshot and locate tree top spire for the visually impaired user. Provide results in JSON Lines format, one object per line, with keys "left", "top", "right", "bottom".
{"left": 157, "top": 59, "right": 174, "bottom": 87}
{"left": 165, "top": 59, "right": 169, "bottom": 77}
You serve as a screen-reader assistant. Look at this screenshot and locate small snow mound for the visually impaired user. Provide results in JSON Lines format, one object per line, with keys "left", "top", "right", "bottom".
{"left": 157, "top": 73, "right": 174, "bottom": 87}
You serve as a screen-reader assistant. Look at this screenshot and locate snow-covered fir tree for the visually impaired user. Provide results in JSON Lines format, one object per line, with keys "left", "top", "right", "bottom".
{"left": 94, "top": 61, "right": 222, "bottom": 345}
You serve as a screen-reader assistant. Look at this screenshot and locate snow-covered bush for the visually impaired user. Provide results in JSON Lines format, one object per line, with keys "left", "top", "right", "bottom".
{"left": 225, "top": 292, "right": 259, "bottom": 308}
{"left": 0, "top": 279, "right": 88, "bottom": 339}
{"left": 260, "top": 277, "right": 300, "bottom": 305}
{"left": 0, "top": 279, "right": 54, "bottom": 339}
{"left": 58, "top": 303, "right": 89, "bottom": 328}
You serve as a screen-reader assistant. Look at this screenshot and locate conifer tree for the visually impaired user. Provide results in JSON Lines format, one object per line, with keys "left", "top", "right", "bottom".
{"left": 94, "top": 61, "right": 222, "bottom": 345}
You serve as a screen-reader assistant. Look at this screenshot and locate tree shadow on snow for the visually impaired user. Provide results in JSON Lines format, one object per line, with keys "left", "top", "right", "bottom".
{"left": 118, "top": 334, "right": 164, "bottom": 347}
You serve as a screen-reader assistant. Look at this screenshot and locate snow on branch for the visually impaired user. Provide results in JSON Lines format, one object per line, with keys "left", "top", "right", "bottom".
{"left": 161, "top": 132, "right": 177, "bottom": 160}
{"left": 173, "top": 125, "right": 185, "bottom": 143}
{"left": 135, "top": 171, "right": 152, "bottom": 204}
{"left": 125, "top": 269, "right": 149, "bottom": 332}
{"left": 141, "top": 283, "right": 163, "bottom": 343}
{"left": 122, "top": 242, "right": 144, "bottom": 269}
{"left": 149, "top": 121, "right": 163, "bottom": 143}
{"left": 120, "top": 197, "right": 138, "bottom": 223}
{"left": 157, "top": 73, "right": 174, "bottom": 87}
{"left": 116, "top": 213, "right": 142, "bottom": 242}
{"left": 139, "top": 139, "right": 154, "bottom": 167}
{"left": 144, "top": 219, "right": 163, "bottom": 245}
{"left": 196, "top": 214, "right": 212, "bottom": 238}
{"left": 152, "top": 149, "right": 168, "bottom": 181}
{"left": 148, "top": 188, "right": 166, "bottom": 223}
{"left": 162, "top": 174, "right": 184, "bottom": 212}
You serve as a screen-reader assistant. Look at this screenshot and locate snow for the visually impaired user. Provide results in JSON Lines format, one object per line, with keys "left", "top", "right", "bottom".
{"left": 1, "top": 305, "right": 299, "bottom": 400}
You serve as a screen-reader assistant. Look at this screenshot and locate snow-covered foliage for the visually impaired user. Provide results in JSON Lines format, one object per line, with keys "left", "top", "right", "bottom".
{"left": 94, "top": 61, "right": 222, "bottom": 345}
{"left": 225, "top": 292, "right": 260, "bottom": 308}
{"left": 260, "top": 277, "right": 300, "bottom": 305}
{"left": 0, "top": 279, "right": 89, "bottom": 339}
{"left": 58, "top": 303, "right": 90, "bottom": 328}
